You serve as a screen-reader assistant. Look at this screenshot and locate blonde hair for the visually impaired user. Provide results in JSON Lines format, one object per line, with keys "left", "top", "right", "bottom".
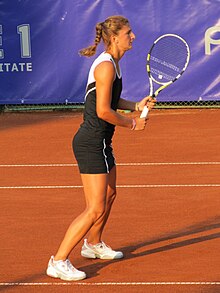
{"left": 79, "top": 15, "right": 129, "bottom": 57}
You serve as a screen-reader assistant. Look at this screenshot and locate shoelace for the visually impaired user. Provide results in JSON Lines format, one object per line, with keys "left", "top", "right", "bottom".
{"left": 57, "top": 259, "right": 75, "bottom": 272}
{"left": 95, "top": 241, "right": 111, "bottom": 251}
{"left": 65, "top": 259, "right": 76, "bottom": 271}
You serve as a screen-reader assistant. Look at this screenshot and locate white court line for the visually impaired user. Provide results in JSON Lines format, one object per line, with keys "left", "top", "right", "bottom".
{"left": 0, "top": 184, "right": 220, "bottom": 189}
{"left": 0, "top": 162, "right": 220, "bottom": 167}
{"left": 0, "top": 281, "right": 220, "bottom": 286}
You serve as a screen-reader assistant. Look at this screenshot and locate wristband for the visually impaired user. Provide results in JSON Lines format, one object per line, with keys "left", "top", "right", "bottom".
{"left": 135, "top": 102, "right": 139, "bottom": 111}
{"left": 131, "top": 118, "right": 136, "bottom": 130}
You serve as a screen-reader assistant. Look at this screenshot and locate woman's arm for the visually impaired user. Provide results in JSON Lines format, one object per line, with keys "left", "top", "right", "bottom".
{"left": 118, "top": 97, "right": 156, "bottom": 112}
{"left": 117, "top": 98, "right": 136, "bottom": 111}
{"left": 94, "top": 61, "right": 144, "bottom": 130}
{"left": 94, "top": 61, "right": 148, "bottom": 131}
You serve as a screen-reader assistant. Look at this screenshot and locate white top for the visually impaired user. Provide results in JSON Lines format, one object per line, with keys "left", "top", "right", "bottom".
{"left": 86, "top": 52, "right": 121, "bottom": 87}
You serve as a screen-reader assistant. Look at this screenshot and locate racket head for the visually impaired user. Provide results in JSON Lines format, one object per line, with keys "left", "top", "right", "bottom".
{"left": 147, "top": 34, "right": 190, "bottom": 86}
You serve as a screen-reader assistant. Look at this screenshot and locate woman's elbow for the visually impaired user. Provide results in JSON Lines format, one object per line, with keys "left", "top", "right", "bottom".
{"left": 97, "top": 108, "right": 109, "bottom": 120}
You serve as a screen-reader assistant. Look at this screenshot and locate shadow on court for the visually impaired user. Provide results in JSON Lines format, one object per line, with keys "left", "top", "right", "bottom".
{"left": 0, "top": 112, "right": 81, "bottom": 131}
{"left": 1, "top": 219, "right": 219, "bottom": 292}
{"left": 79, "top": 218, "right": 220, "bottom": 279}
{"left": 0, "top": 273, "right": 44, "bottom": 292}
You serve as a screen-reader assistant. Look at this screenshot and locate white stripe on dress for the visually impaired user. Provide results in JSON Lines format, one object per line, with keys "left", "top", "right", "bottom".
{"left": 84, "top": 86, "right": 96, "bottom": 101}
{"left": 102, "top": 139, "right": 109, "bottom": 173}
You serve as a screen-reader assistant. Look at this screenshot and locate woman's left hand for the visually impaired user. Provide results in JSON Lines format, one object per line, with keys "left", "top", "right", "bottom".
{"left": 137, "top": 96, "right": 156, "bottom": 112}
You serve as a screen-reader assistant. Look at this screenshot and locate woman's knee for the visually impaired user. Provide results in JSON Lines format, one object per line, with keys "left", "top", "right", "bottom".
{"left": 107, "top": 188, "right": 117, "bottom": 204}
{"left": 86, "top": 206, "right": 105, "bottom": 223}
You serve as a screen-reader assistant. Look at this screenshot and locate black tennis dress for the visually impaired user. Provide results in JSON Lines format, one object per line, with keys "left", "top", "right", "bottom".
{"left": 72, "top": 52, "right": 122, "bottom": 174}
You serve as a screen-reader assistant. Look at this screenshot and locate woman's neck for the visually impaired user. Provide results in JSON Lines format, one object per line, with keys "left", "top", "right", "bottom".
{"left": 106, "top": 48, "right": 125, "bottom": 62}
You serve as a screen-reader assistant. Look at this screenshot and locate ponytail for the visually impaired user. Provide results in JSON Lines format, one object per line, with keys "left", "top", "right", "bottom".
{"left": 79, "top": 22, "right": 103, "bottom": 57}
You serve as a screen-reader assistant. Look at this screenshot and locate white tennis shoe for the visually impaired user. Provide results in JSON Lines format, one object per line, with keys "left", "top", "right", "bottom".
{"left": 81, "top": 239, "right": 124, "bottom": 259}
{"left": 46, "top": 256, "right": 86, "bottom": 281}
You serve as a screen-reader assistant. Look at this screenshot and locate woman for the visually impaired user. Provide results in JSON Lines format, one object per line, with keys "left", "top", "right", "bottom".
{"left": 46, "top": 15, "right": 156, "bottom": 281}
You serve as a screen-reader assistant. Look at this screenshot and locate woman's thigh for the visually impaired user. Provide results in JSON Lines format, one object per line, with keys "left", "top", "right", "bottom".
{"left": 107, "top": 165, "right": 116, "bottom": 198}
{"left": 81, "top": 173, "right": 108, "bottom": 210}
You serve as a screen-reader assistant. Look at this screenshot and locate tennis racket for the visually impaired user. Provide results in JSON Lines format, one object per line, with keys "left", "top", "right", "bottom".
{"left": 140, "top": 34, "right": 190, "bottom": 118}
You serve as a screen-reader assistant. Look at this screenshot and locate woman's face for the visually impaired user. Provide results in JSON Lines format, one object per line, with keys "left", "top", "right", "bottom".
{"left": 116, "top": 25, "right": 136, "bottom": 52}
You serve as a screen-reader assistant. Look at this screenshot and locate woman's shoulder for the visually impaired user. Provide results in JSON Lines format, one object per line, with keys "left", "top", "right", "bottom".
{"left": 87, "top": 52, "right": 115, "bottom": 85}
{"left": 93, "top": 52, "right": 113, "bottom": 66}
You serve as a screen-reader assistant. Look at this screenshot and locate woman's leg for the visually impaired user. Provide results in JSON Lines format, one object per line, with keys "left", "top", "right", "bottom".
{"left": 54, "top": 173, "right": 108, "bottom": 261}
{"left": 87, "top": 166, "right": 117, "bottom": 244}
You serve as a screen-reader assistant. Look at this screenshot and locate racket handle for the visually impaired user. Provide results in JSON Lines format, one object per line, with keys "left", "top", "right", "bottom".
{"left": 140, "top": 106, "right": 149, "bottom": 118}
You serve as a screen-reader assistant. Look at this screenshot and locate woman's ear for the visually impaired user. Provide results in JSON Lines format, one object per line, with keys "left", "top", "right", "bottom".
{"left": 111, "top": 34, "right": 119, "bottom": 44}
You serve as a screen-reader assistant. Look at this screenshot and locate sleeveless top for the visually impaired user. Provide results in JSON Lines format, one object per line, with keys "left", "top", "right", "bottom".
{"left": 80, "top": 52, "right": 122, "bottom": 145}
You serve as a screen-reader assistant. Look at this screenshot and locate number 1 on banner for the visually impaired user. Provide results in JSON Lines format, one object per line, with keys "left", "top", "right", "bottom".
{"left": 17, "top": 24, "right": 32, "bottom": 58}
{"left": 140, "top": 34, "right": 190, "bottom": 118}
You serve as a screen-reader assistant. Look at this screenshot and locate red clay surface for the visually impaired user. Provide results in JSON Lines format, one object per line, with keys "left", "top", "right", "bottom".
{"left": 0, "top": 109, "right": 219, "bottom": 293}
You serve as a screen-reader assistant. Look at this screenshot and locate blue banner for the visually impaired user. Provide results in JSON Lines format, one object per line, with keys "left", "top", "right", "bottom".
{"left": 0, "top": 0, "right": 220, "bottom": 104}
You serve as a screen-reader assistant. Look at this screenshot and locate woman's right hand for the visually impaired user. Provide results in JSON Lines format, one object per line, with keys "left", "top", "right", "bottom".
{"left": 134, "top": 117, "right": 148, "bottom": 130}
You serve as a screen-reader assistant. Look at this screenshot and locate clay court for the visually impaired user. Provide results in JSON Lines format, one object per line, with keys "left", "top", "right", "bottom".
{"left": 0, "top": 109, "right": 219, "bottom": 293}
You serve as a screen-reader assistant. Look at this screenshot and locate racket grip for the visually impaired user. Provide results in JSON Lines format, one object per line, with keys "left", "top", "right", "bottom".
{"left": 140, "top": 106, "right": 149, "bottom": 118}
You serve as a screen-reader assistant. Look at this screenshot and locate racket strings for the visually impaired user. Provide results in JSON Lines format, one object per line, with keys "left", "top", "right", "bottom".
{"left": 149, "top": 36, "right": 188, "bottom": 83}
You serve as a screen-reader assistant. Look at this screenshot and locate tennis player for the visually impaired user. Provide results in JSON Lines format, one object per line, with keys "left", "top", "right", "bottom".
{"left": 46, "top": 15, "right": 156, "bottom": 281}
